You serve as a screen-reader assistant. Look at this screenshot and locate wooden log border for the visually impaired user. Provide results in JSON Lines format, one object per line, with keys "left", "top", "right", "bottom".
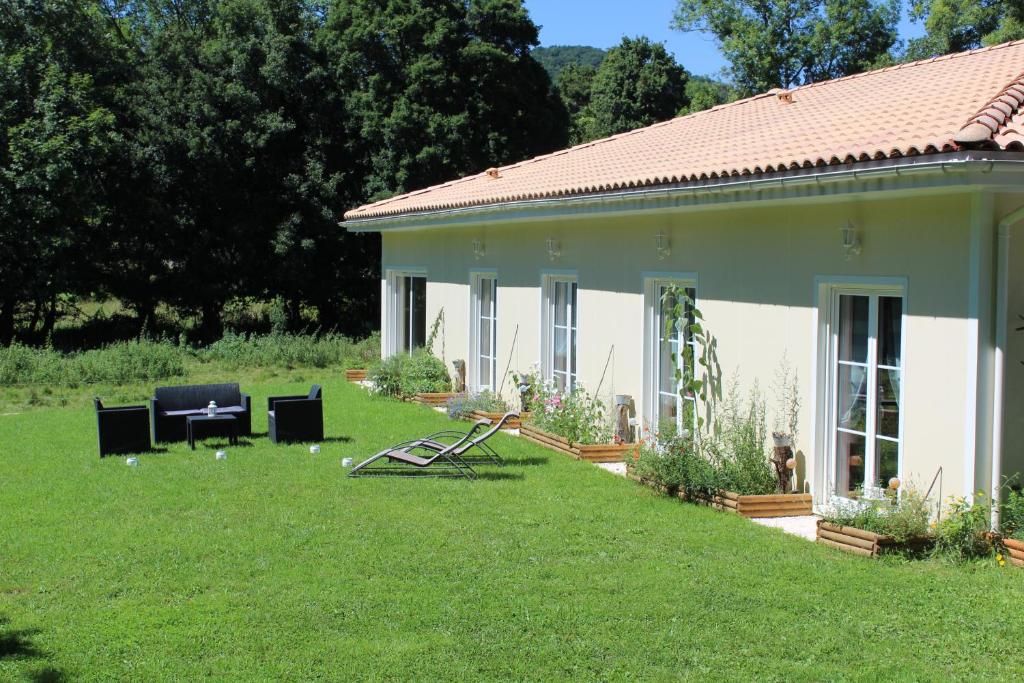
{"left": 686, "top": 489, "right": 811, "bottom": 518}
{"left": 345, "top": 368, "right": 367, "bottom": 382}
{"left": 413, "top": 392, "right": 461, "bottom": 407}
{"left": 519, "top": 423, "right": 634, "bottom": 462}
{"left": 816, "top": 520, "right": 932, "bottom": 558}
{"left": 469, "top": 410, "right": 522, "bottom": 430}
{"left": 1005, "top": 538, "right": 1024, "bottom": 567}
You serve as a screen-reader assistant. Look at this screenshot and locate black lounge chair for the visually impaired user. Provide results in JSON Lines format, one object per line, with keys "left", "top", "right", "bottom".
{"left": 268, "top": 385, "right": 324, "bottom": 443}
{"left": 95, "top": 397, "right": 151, "bottom": 457}
{"left": 349, "top": 413, "right": 517, "bottom": 478}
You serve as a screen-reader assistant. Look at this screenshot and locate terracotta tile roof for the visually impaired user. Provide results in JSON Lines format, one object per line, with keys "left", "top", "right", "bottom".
{"left": 345, "top": 40, "right": 1024, "bottom": 222}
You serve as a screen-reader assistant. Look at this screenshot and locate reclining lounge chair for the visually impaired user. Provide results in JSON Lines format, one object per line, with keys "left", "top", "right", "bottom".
{"left": 348, "top": 413, "right": 517, "bottom": 479}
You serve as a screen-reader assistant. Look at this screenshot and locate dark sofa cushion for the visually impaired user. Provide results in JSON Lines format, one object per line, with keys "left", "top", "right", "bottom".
{"left": 155, "top": 383, "right": 242, "bottom": 411}
{"left": 160, "top": 405, "right": 245, "bottom": 418}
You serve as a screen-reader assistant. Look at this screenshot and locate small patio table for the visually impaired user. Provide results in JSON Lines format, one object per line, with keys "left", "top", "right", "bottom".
{"left": 186, "top": 414, "right": 239, "bottom": 450}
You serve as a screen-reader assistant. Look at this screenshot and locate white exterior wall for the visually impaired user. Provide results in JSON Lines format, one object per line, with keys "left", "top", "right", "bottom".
{"left": 379, "top": 192, "right": 1011, "bottom": 504}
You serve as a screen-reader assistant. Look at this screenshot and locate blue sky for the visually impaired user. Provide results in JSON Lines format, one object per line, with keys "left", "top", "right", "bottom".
{"left": 523, "top": 0, "right": 926, "bottom": 78}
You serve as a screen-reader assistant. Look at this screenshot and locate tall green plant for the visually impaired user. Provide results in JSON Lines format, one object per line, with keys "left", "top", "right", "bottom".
{"left": 661, "top": 284, "right": 717, "bottom": 435}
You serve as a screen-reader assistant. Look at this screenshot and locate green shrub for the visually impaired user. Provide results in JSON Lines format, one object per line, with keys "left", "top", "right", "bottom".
{"left": 203, "top": 331, "right": 378, "bottom": 369}
{"left": 636, "top": 434, "right": 695, "bottom": 491}
{"left": 697, "top": 382, "right": 776, "bottom": 496}
{"left": 822, "top": 489, "right": 931, "bottom": 542}
{"left": 0, "top": 340, "right": 188, "bottom": 386}
{"left": 933, "top": 496, "right": 993, "bottom": 561}
{"left": 368, "top": 354, "right": 406, "bottom": 398}
{"left": 397, "top": 351, "right": 451, "bottom": 397}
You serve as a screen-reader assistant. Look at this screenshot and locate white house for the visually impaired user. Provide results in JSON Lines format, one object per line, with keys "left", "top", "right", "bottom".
{"left": 343, "top": 41, "right": 1024, "bottom": 510}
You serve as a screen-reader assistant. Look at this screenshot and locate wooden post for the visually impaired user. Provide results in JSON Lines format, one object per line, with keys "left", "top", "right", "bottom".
{"left": 771, "top": 445, "right": 792, "bottom": 493}
{"left": 451, "top": 359, "right": 466, "bottom": 393}
{"left": 614, "top": 394, "right": 634, "bottom": 444}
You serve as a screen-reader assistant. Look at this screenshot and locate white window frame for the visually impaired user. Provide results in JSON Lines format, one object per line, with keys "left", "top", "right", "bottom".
{"left": 541, "top": 271, "right": 578, "bottom": 392}
{"left": 384, "top": 268, "right": 427, "bottom": 357}
{"left": 642, "top": 273, "right": 698, "bottom": 436}
{"left": 813, "top": 277, "right": 907, "bottom": 505}
{"left": 469, "top": 271, "right": 498, "bottom": 393}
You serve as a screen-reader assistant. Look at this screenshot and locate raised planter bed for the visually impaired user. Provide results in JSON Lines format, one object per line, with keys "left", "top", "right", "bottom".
{"left": 686, "top": 489, "right": 813, "bottom": 518}
{"left": 519, "top": 423, "right": 634, "bottom": 463}
{"left": 345, "top": 368, "right": 367, "bottom": 382}
{"left": 816, "top": 520, "right": 932, "bottom": 558}
{"left": 1005, "top": 537, "right": 1024, "bottom": 567}
{"left": 413, "top": 392, "right": 460, "bottom": 407}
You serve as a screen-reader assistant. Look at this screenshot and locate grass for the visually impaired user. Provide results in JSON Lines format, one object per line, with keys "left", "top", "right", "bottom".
{"left": 1, "top": 374, "right": 1023, "bottom": 680}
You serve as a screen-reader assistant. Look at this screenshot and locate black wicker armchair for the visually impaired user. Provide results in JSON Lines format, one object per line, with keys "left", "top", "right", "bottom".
{"left": 94, "top": 398, "right": 151, "bottom": 458}
{"left": 268, "top": 385, "right": 324, "bottom": 444}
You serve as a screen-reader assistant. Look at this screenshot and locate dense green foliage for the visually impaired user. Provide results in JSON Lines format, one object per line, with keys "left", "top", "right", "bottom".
{"left": 368, "top": 350, "right": 452, "bottom": 398}
{"left": 398, "top": 351, "right": 452, "bottom": 396}
{"left": 906, "top": 0, "right": 1024, "bottom": 59}
{"left": 202, "top": 331, "right": 380, "bottom": 370}
{"left": 0, "top": 340, "right": 188, "bottom": 387}
{"left": 3, "top": 376, "right": 1024, "bottom": 679}
{"left": 556, "top": 36, "right": 694, "bottom": 145}
{"left": 672, "top": 0, "right": 900, "bottom": 94}
{"left": 631, "top": 386, "right": 776, "bottom": 497}
{"left": 531, "top": 44, "right": 606, "bottom": 78}
{"left": 0, "top": 332, "right": 379, "bottom": 386}
{"left": 0, "top": 0, "right": 566, "bottom": 344}
{"left": 932, "top": 495, "right": 995, "bottom": 560}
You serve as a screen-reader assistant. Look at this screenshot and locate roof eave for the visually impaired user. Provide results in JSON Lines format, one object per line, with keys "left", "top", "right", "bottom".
{"left": 341, "top": 151, "right": 1024, "bottom": 233}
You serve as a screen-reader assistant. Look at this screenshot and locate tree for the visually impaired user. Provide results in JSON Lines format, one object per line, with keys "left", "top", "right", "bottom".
{"left": 683, "top": 75, "right": 738, "bottom": 114}
{"left": 575, "top": 36, "right": 690, "bottom": 143}
{"left": 555, "top": 62, "right": 597, "bottom": 144}
{"left": 0, "top": 0, "right": 122, "bottom": 345}
{"left": 532, "top": 45, "right": 606, "bottom": 79}
{"left": 321, "top": 0, "right": 568, "bottom": 203}
{"left": 672, "top": 0, "right": 900, "bottom": 94}
{"left": 906, "top": 0, "right": 1024, "bottom": 60}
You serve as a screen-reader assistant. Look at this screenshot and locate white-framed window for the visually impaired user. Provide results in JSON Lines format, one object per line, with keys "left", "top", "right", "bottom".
{"left": 820, "top": 283, "right": 905, "bottom": 499}
{"left": 385, "top": 269, "right": 427, "bottom": 356}
{"left": 469, "top": 272, "right": 498, "bottom": 392}
{"left": 541, "top": 273, "right": 578, "bottom": 391}
{"left": 643, "top": 275, "right": 697, "bottom": 435}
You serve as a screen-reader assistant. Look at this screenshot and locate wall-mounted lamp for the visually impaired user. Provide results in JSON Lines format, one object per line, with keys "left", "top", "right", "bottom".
{"left": 472, "top": 238, "right": 485, "bottom": 260}
{"left": 546, "top": 237, "right": 561, "bottom": 262}
{"left": 841, "top": 221, "right": 862, "bottom": 260}
{"left": 655, "top": 230, "right": 671, "bottom": 260}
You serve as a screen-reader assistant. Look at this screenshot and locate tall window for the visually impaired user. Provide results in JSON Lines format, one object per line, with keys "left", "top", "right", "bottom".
{"left": 656, "top": 284, "right": 697, "bottom": 433}
{"left": 544, "top": 276, "right": 578, "bottom": 391}
{"left": 387, "top": 271, "right": 426, "bottom": 356}
{"left": 832, "top": 291, "right": 904, "bottom": 497}
{"left": 473, "top": 275, "right": 497, "bottom": 392}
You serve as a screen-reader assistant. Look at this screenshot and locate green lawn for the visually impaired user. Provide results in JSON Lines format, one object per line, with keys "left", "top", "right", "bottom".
{"left": 1, "top": 374, "right": 1022, "bottom": 681}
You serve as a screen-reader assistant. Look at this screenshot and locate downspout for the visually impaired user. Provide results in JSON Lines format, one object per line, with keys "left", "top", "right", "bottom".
{"left": 991, "top": 206, "right": 1024, "bottom": 531}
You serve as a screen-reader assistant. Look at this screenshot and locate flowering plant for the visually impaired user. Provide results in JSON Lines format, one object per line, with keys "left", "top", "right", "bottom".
{"left": 512, "top": 363, "right": 542, "bottom": 412}
{"left": 529, "top": 380, "right": 611, "bottom": 445}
